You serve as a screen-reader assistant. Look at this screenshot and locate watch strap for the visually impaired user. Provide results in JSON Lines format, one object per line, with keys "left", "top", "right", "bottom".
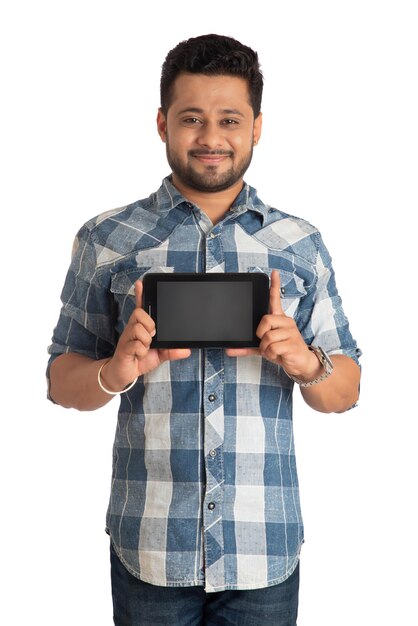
{"left": 284, "top": 345, "right": 334, "bottom": 387}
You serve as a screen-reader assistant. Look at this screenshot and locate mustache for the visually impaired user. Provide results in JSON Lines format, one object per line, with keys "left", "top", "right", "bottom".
{"left": 189, "top": 149, "right": 234, "bottom": 157}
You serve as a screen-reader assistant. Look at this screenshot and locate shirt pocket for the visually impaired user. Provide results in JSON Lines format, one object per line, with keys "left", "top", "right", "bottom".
{"left": 247, "top": 266, "right": 307, "bottom": 318}
{"left": 110, "top": 266, "right": 174, "bottom": 328}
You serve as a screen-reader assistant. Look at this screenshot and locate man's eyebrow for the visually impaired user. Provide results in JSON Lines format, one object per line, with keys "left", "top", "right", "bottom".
{"left": 176, "top": 107, "right": 245, "bottom": 117}
{"left": 221, "top": 108, "right": 245, "bottom": 117}
{"left": 176, "top": 108, "right": 204, "bottom": 116}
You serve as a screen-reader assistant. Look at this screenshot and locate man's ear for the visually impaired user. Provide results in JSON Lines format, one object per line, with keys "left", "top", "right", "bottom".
{"left": 157, "top": 108, "right": 167, "bottom": 143}
{"left": 253, "top": 112, "right": 262, "bottom": 145}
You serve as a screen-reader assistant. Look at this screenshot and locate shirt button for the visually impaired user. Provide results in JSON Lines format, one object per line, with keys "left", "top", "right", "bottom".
{"left": 208, "top": 394, "right": 216, "bottom": 402}
{"left": 208, "top": 502, "right": 216, "bottom": 510}
{"left": 209, "top": 449, "right": 216, "bottom": 457}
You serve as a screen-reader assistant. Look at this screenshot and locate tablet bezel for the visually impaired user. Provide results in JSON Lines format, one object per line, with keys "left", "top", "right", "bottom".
{"left": 142, "top": 272, "right": 270, "bottom": 349}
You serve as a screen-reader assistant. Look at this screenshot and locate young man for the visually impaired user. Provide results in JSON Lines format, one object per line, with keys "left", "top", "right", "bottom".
{"left": 48, "top": 34, "right": 361, "bottom": 625}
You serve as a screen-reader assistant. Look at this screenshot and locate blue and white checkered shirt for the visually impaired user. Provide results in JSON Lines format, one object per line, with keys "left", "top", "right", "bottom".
{"left": 48, "top": 176, "right": 361, "bottom": 592}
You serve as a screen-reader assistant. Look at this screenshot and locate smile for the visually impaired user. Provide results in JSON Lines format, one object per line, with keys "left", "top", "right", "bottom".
{"left": 190, "top": 152, "right": 233, "bottom": 165}
{"left": 193, "top": 155, "right": 228, "bottom": 164}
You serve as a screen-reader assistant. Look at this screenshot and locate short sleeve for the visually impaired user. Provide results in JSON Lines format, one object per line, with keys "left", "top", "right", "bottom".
{"left": 298, "top": 232, "right": 362, "bottom": 366}
{"left": 47, "top": 224, "right": 118, "bottom": 377}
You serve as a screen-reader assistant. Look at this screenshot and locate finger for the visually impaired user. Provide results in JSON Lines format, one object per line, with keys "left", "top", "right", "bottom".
{"left": 134, "top": 279, "right": 143, "bottom": 309}
{"left": 128, "top": 309, "right": 156, "bottom": 336}
{"left": 258, "top": 328, "right": 290, "bottom": 353}
{"left": 158, "top": 348, "right": 192, "bottom": 362}
{"left": 115, "top": 335, "right": 152, "bottom": 361}
{"left": 225, "top": 347, "right": 261, "bottom": 358}
{"left": 130, "top": 341, "right": 152, "bottom": 360}
{"left": 269, "top": 270, "right": 284, "bottom": 316}
{"left": 256, "top": 312, "right": 292, "bottom": 339}
{"left": 129, "top": 322, "right": 155, "bottom": 347}
{"left": 260, "top": 343, "right": 285, "bottom": 365}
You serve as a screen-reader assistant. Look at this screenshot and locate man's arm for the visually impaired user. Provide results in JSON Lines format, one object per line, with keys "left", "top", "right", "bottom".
{"left": 299, "top": 353, "right": 360, "bottom": 413}
{"left": 49, "top": 281, "right": 191, "bottom": 411}
{"left": 226, "top": 270, "right": 360, "bottom": 414}
{"left": 49, "top": 353, "right": 118, "bottom": 411}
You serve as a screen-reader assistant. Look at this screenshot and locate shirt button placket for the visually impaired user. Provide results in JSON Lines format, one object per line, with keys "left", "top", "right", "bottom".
{"left": 202, "top": 225, "right": 225, "bottom": 589}
{"left": 203, "top": 348, "right": 225, "bottom": 589}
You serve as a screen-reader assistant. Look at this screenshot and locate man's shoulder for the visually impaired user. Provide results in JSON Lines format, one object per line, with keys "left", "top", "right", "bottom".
{"left": 243, "top": 194, "right": 321, "bottom": 253}
{"left": 80, "top": 178, "right": 183, "bottom": 240}
{"left": 83, "top": 193, "right": 158, "bottom": 234}
{"left": 267, "top": 206, "right": 318, "bottom": 234}
{"left": 245, "top": 184, "right": 319, "bottom": 241}
{"left": 70, "top": 191, "right": 167, "bottom": 267}
{"left": 71, "top": 180, "right": 189, "bottom": 267}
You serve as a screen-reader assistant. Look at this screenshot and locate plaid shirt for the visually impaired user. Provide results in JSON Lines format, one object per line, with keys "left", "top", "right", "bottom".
{"left": 48, "top": 176, "right": 361, "bottom": 592}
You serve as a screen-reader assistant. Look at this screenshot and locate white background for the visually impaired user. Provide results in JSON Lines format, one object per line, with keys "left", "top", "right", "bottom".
{"left": 1, "top": 1, "right": 417, "bottom": 624}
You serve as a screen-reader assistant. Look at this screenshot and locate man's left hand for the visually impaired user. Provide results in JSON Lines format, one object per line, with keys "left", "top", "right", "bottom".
{"left": 225, "top": 270, "right": 322, "bottom": 382}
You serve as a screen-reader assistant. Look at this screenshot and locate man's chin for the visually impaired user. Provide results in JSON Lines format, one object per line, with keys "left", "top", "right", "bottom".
{"left": 186, "top": 179, "right": 239, "bottom": 193}
{"left": 182, "top": 169, "right": 241, "bottom": 193}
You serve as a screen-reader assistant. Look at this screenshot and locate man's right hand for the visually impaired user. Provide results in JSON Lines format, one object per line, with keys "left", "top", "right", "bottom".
{"left": 49, "top": 279, "right": 191, "bottom": 410}
{"left": 100, "top": 280, "right": 191, "bottom": 392}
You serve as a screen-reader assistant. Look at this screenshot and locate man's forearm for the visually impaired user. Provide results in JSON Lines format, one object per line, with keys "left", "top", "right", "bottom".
{"left": 49, "top": 353, "right": 116, "bottom": 411}
{"left": 300, "top": 354, "right": 361, "bottom": 413}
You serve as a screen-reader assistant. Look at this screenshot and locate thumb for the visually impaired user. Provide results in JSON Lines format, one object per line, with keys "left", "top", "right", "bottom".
{"left": 134, "top": 279, "right": 143, "bottom": 310}
{"left": 269, "top": 270, "right": 284, "bottom": 316}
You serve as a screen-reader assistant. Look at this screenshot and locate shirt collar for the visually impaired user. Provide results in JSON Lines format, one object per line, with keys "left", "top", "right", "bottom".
{"left": 157, "top": 175, "right": 271, "bottom": 225}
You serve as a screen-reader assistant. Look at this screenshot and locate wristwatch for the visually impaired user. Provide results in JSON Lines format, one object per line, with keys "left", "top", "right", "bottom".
{"left": 285, "top": 345, "right": 334, "bottom": 387}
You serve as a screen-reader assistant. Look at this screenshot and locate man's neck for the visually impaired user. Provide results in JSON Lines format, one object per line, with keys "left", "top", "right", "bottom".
{"left": 171, "top": 175, "right": 244, "bottom": 225}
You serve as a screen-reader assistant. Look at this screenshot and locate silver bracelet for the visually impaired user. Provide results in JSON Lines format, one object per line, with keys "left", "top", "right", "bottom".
{"left": 97, "top": 361, "right": 138, "bottom": 395}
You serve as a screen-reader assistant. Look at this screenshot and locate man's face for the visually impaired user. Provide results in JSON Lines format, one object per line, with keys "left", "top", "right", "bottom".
{"left": 157, "top": 73, "right": 262, "bottom": 194}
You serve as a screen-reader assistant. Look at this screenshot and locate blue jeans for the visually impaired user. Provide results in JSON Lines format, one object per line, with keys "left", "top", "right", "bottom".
{"left": 110, "top": 543, "right": 299, "bottom": 625}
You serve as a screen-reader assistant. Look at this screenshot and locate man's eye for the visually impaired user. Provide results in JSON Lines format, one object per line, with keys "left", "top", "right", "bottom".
{"left": 183, "top": 117, "right": 202, "bottom": 124}
{"left": 221, "top": 119, "right": 239, "bottom": 126}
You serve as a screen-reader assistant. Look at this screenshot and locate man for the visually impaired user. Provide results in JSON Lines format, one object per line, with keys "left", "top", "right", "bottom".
{"left": 48, "top": 34, "right": 361, "bottom": 625}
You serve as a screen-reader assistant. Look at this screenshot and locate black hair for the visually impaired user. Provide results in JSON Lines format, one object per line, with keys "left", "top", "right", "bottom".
{"left": 160, "top": 34, "right": 263, "bottom": 117}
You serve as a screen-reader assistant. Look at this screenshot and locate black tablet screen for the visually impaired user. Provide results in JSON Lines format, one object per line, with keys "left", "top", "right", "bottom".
{"left": 157, "top": 280, "right": 253, "bottom": 342}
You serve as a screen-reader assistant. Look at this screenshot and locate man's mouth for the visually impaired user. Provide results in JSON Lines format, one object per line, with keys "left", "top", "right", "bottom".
{"left": 189, "top": 151, "right": 233, "bottom": 165}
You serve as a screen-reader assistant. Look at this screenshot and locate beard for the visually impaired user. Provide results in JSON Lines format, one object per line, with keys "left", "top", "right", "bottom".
{"left": 165, "top": 138, "right": 254, "bottom": 193}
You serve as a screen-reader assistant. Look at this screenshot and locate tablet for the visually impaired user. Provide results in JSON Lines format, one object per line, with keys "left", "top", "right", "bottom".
{"left": 142, "top": 272, "right": 270, "bottom": 348}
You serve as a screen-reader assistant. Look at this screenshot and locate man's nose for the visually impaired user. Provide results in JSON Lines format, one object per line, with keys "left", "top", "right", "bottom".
{"left": 196, "top": 122, "right": 223, "bottom": 150}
